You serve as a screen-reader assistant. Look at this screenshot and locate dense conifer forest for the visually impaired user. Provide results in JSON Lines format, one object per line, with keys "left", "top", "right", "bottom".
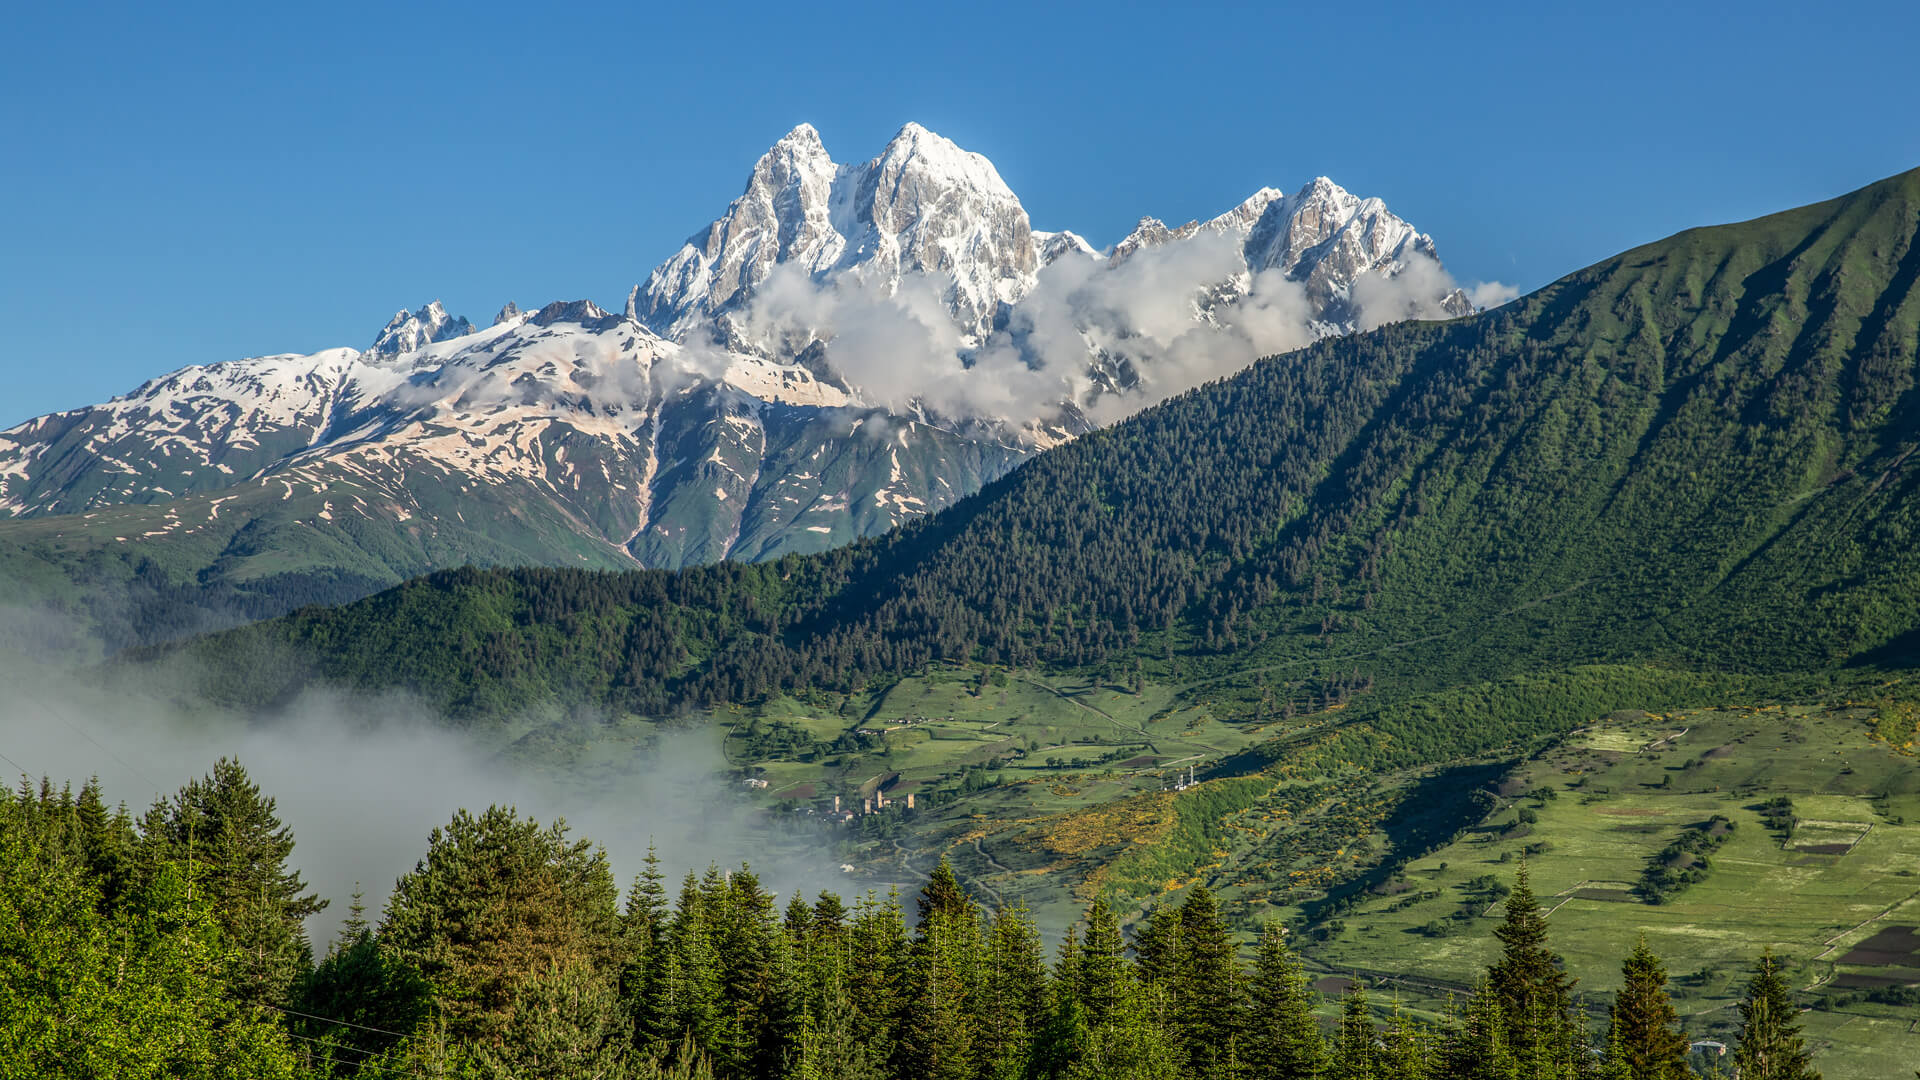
{"left": 174, "top": 168, "right": 1920, "bottom": 726}
{"left": 19, "top": 166, "right": 1920, "bottom": 1077}
{"left": 0, "top": 763, "right": 1826, "bottom": 1079}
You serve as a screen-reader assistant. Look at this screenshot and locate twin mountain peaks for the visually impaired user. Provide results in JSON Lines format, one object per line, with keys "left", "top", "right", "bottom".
{"left": 0, "top": 123, "right": 1482, "bottom": 644}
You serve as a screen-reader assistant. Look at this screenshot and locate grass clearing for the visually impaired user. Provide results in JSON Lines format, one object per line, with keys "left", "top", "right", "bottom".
{"left": 1297, "top": 703, "right": 1920, "bottom": 1079}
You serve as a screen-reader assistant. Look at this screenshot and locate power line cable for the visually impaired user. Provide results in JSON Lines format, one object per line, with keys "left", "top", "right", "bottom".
{"left": 255, "top": 1001, "right": 415, "bottom": 1040}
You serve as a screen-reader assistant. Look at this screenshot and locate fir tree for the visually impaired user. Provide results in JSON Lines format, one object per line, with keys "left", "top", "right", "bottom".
{"left": 1442, "top": 984, "right": 1518, "bottom": 1080}
{"left": 380, "top": 805, "right": 621, "bottom": 1045}
{"left": 1485, "top": 863, "right": 1578, "bottom": 1074}
{"left": 1598, "top": 1014, "right": 1636, "bottom": 1080}
{"left": 652, "top": 872, "right": 724, "bottom": 1058}
{"left": 139, "top": 757, "right": 326, "bottom": 1006}
{"left": 1174, "top": 886, "right": 1244, "bottom": 1079}
{"left": 1731, "top": 949, "right": 1819, "bottom": 1080}
{"left": 1244, "top": 922, "right": 1326, "bottom": 1079}
{"left": 470, "top": 962, "right": 634, "bottom": 1080}
{"left": 1377, "top": 1000, "right": 1432, "bottom": 1080}
{"left": 1035, "top": 923, "right": 1088, "bottom": 1079}
{"left": 1064, "top": 978, "right": 1183, "bottom": 1080}
{"left": 979, "top": 904, "right": 1049, "bottom": 1080}
{"left": 1133, "top": 902, "right": 1182, "bottom": 989}
{"left": 1078, "top": 896, "right": 1128, "bottom": 1029}
{"left": 1608, "top": 936, "right": 1690, "bottom": 1080}
{"left": 893, "top": 858, "right": 980, "bottom": 1080}
{"left": 847, "top": 888, "right": 908, "bottom": 1065}
{"left": 791, "top": 969, "right": 881, "bottom": 1080}
{"left": 1331, "top": 985, "right": 1375, "bottom": 1080}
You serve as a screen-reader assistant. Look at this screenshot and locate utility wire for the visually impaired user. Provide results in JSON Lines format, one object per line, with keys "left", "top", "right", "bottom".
{"left": 43, "top": 708, "right": 172, "bottom": 798}
{"left": 255, "top": 1001, "right": 415, "bottom": 1040}
{"left": 278, "top": 1030, "right": 429, "bottom": 1080}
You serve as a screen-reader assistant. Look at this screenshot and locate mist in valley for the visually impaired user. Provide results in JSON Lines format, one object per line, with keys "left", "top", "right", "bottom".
{"left": 0, "top": 604, "right": 861, "bottom": 949}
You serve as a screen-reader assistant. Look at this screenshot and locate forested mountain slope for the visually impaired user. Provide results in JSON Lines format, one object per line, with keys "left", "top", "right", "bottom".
{"left": 176, "top": 168, "right": 1920, "bottom": 720}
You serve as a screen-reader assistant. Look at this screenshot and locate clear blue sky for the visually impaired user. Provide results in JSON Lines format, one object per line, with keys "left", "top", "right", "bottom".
{"left": 4, "top": 0, "right": 1916, "bottom": 426}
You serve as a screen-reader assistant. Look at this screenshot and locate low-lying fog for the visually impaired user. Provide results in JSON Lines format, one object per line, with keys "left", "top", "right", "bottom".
{"left": 0, "top": 605, "right": 855, "bottom": 946}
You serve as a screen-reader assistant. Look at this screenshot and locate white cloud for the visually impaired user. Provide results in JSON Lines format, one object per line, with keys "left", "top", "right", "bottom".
{"left": 726, "top": 233, "right": 1486, "bottom": 429}
{"left": 1468, "top": 280, "right": 1521, "bottom": 309}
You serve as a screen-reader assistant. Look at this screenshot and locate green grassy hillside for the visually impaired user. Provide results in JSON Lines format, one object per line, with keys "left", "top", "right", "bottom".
{"left": 172, "top": 167, "right": 1920, "bottom": 721}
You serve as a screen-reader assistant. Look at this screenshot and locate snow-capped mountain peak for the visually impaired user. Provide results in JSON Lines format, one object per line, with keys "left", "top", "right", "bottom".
{"left": 634, "top": 122, "right": 1038, "bottom": 348}
{"left": 0, "top": 121, "right": 1494, "bottom": 637}
{"left": 371, "top": 301, "right": 473, "bottom": 357}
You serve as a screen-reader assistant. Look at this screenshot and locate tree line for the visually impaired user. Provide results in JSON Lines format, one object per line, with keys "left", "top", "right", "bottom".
{"left": 1, "top": 759, "right": 1825, "bottom": 1079}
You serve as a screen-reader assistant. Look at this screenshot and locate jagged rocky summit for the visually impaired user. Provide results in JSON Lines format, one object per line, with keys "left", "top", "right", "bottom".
{"left": 0, "top": 122, "right": 1490, "bottom": 641}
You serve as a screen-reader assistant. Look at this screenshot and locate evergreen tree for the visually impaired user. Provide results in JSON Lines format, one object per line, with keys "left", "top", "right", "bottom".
{"left": 1078, "top": 896, "right": 1129, "bottom": 1029}
{"left": 627, "top": 844, "right": 671, "bottom": 959}
{"left": 1173, "top": 886, "right": 1244, "bottom": 1079}
{"left": 1731, "top": 949, "right": 1819, "bottom": 1080}
{"left": 1133, "top": 902, "right": 1182, "bottom": 989}
{"left": 893, "top": 858, "right": 981, "bottom": 1080}
{"left": 812, "top": 891, "right": 850, "bottom": 938}
{"left": 1377, "top": 1001, "right": 1432, "bottom": 1080}
{"left": 635, "top": 1034, "right": 719, "bottom": 1080}
{"left": 1442, "top": 985, "right": 1518, "bottom": 1080}
{"left": 380, "top": 805, "right": 621, "bottom": 1044}
{"left": 980, "top": 904, "right": 1049, "bottom": 1080}
{"left": 1244, "top": 922, "right": 1326, "bottom": 1079}
{"left": 292, "top": 911, "right": 432, "bottom": 1069}
{"left": 1331, "top": 986, "right": 1375, "bottom": 1080}
{"left": 650, "top": 872, "right": 724, "bottom": 1058}
{"left": 0, "top": 817, "right": 300, "bottom": 1080}
{"left": 1607, "top": 937, "right": 1690, "bottom": 1080}
{"left": 790, "top": 969, "right": 882, "bottom": 1080}
{"left": 470, "top": 962, "right": 634, "bottom": 1080}
{"left": 847, "top": 888, "right": 908, "bottom": 1065}
{"left": 139, "top": 757, "right": 326, "bottom": 1006}
{"left": 1485, "top": 863, "right": 1578, "bottom": 1075}
{"left": 1597, "top": 1014, "right": 1636, "bottom": 1080}
{"left": 1063, "top": 978, "right": 1183, "bottom": 1080}
{"left": 1035, "top": 924, "right": 1088, "bottom": 1079}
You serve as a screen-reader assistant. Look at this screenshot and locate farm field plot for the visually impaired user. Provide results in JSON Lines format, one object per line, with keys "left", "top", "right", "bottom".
{"left": 1302, "top": 702, "right": 1920, "bottom": 1080}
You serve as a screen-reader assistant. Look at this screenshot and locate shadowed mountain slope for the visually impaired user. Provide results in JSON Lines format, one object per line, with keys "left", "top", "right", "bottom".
{"left": 173, "top": 168, "right": 1920, "bottom": 721}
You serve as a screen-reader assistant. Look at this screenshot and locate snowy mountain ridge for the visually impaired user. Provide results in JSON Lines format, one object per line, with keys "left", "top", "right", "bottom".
{"left": 0, "top": 122, "right": 1495, "bottom": 641}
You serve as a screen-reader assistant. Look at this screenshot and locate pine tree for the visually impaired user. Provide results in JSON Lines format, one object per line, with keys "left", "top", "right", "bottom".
{"left": 1078, "top": 896, "right": 1128, "bottom": 1029}
{"left": 1377, "top": 1000, "right": 1432, "bottom": 1080}
{"left": 1731, "top": 949, "right": 1819, "bottom": 1080}
{"left": 0, "top": 816, "right": 301, "bottom": 1079}
{"left": 1034, "top": 923, "right": 1088, "bottom": 1079}
{"left": 893, "top": 859, "right": 981, "bottom": 1080}
{"left": 1244, "top": 922, "right": 1326, "bottom": 1079}
{"left": 1133, "top": 902, "right": 1182, "bottom": 989}
{"left": 470, "top": 962, "right": 634, "bottom": 1080}
{"left": 1485, "top": 863, "right": 1578, "bottom": 1074}
{"left": 1608, "top": 936, "right": 1690, "bottom": 1080}
{"left": 1442, "top": 984, "right": 1518, "bottom": 1080}
{"left": 979, "top": 904, "right": 1049, "bottom": 1080}
{"left": 292, "top": 901, "right": 432, "bottom": 1064}
{"left": 651, "top": 872, "right": 724, "bottom": 1059}
{"left": 381, "top": 805, "right": 622, "bottom": 1044}
{"left": 791, "top": 969, "right": 882, "bottom": 1080}
{"left": 627, "top": 844, "right": 671, "bottom": 956}
{"left": 1597, "top": 1014, "right": 1635, "bottom": 1080}
{"left": 138, "top": 757, "right": 326, "bottom": 1006}
{"left": 1331, "top": 985, "right": 1375, "bottom": 1080}
{"left": 1173, "top": 886, "right": 1244, "bottom": 1079}
{"left": 1063, "top": 978, "right": 1183, "bottom": 1080}
{"left": 847, "top": 888, "right": 908, "bottom": 1065}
